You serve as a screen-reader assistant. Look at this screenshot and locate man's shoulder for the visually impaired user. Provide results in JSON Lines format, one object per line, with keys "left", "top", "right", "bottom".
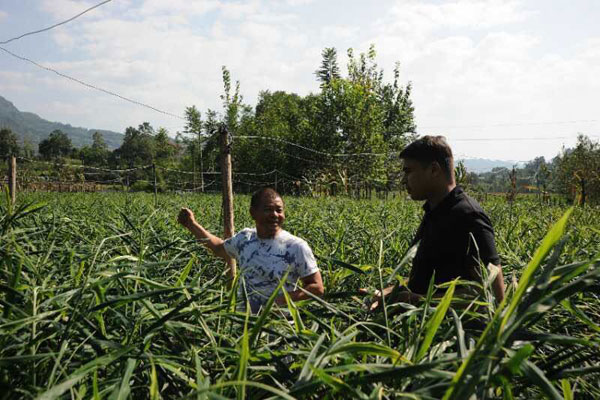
{"left": 451, "top": 190, "right": 487, "bottom": 217}
{"left": 448, "top": 191, "right": 495, "bottom": 232}
{"left": 235, "top": 228, "right": 257, "bottom": 241}
{"left": 278, "top": 230, "right": 310, "bottom": 248}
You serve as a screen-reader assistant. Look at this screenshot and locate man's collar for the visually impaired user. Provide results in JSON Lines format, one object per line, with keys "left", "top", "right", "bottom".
{"left": 423, "top": 186, "right": 463, "bottom": 214}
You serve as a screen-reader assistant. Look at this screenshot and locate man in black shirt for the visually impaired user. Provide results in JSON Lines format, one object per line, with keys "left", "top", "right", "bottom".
{"left": 363, "top": 136, "right": 505, "bottom": 309}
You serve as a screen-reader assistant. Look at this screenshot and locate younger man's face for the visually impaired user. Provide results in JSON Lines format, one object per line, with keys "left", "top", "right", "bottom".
{"left": 401, "top": 158, "right": 434, "bottom": 201}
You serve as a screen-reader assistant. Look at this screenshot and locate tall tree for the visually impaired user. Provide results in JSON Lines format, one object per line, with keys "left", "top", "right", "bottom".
{"left": 114, "top": 124, "right": 155, "bottom": 168}
{"left": 315, "top": 47, "right": 340, "bottom": 87}
{"left": 0, "top": 128, "right": 20, "bottom": 159}
{"left": 234, "top": 90, "right": 306, "bottom": 178}
{"left": 22, "top": 138, "right": 35, "bottom": 158}
{"left": 380, "top": 62, "right": 417, "bottom": 150}
{"left": 38, "top": 130, "right": 72, "bottom": 160}
{"left": 554, "top": 134, "right": 600, "bottom": 205}
{"left": 183, "top": 106, "right": 203, "bottom": 187}
{"left": 314, "top": 45, "right": 404, "bottom": 188}
{"left": 92, "top": 131, "right": 108, "bottom": 153}
{"left": 221, "top": 66, "right": 245, "bottom": 134}
{"left": 154, "top": 127, "right": 174, "bottom": 164}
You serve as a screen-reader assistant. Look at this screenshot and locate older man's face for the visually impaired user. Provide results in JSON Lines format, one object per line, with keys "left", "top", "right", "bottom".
{"left": 251, "top": 194, "right": 285, "bottom": 238}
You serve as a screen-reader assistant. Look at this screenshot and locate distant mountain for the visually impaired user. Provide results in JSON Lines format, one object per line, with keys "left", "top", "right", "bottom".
{"left": 458, "top": 158, "right": 526, "bottom": 173}
{"left": 0, "top": 95, "right": 124, "bottom": 150}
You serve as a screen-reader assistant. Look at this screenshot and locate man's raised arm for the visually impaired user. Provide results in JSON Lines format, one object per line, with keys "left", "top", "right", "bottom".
{"left": 178, "top": 208, "right": 232, "bottom": 261}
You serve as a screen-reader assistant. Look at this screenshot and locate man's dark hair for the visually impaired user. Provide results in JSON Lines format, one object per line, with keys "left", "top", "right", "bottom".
{"left": 250, "top": 187, "right": 283, "bottom": 209}
{"left": 399, "top": 135, "right": 454, "bottom": 180}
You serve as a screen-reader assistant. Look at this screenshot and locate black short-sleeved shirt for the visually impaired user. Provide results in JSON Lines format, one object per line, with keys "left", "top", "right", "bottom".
{"left": 407, "top": 186, "right": 500, "bottom": 295}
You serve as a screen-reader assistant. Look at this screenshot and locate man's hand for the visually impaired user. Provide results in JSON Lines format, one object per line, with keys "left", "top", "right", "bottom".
{"left": 359, "top": 285, "right": 420, "bottom": 312}
{"left": 275, "top": 296, "right": 287, "bottom": 306}
{"left": 178, "top": 208, "right": 196, "bottom": 229}
{"left": 359, "top": 286, "right": 395, "bottom": 312}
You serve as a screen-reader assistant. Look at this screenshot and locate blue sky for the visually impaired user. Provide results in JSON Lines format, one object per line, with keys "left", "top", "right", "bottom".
{"left": 1, "top": 0, "right": 599, "bottom": 161}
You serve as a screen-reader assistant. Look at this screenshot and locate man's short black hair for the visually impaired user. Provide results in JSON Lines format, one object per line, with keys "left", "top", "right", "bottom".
{"left": 250, "top": 187, "right": 283, "bottom": 209}
{"left": 399, "top": 135, "right": 454, "bottom": 180}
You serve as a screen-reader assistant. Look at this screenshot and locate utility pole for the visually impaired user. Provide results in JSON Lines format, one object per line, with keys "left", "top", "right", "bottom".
{"left": 8, "top": 155, "right": 16, "bottom": 204}
{"left": 220, "top": 124, "right": 236, "bottom": 285}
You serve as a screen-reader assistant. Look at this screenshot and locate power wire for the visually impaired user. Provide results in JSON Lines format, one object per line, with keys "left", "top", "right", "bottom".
{"left": 0, "top": 46, "right": 185, "bottom": 120}
{"left": 450, "top": 136, "right": 577, "bottom": 142}
{"left": 0, "top": 0, "right": 113, "bottom": 45}
{"left": 420, "top": 119, "right": 598, "bottom": 129}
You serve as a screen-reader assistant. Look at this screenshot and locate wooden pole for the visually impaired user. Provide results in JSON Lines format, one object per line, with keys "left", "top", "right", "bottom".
{"left": 153, "top": 163, "right": 158, "bottom": 206}
{"left": 8, "top": 155, "right": 16, "bottom": 204}
{"left": 200, "top": 142, "right": 204, "bottom": 193}
{"left": 220, "top": 125, "right": 237, "bottom": 284}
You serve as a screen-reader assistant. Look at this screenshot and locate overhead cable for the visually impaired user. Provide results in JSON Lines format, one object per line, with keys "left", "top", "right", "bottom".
{"left": 0, "top": 46, "right": 185, "bottom": 120}
{"left": 0, "top": 0, "right": 113, "bottom": 45}
{"left": 420, "top": 119, "right": 598, "bottom": 130}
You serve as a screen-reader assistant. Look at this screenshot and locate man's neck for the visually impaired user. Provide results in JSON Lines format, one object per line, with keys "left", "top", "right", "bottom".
{"left": 256, "top": 227, "right": 281, "bottom": 240}
{"left": 426, "top": 182, "right": 457, "bottom": 210}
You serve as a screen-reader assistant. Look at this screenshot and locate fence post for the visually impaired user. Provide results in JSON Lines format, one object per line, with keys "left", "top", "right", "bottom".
{"left": 200, "top": 144, "right": 204, "bottom": 193}
{"left": 8, "top": 155, "right": 16, "bottom": 204}
{"left": 220, "top": 124, "right": 237, "bottom": 285}
{"left": 153, "top": 163, "right": 158, "bottom": 206}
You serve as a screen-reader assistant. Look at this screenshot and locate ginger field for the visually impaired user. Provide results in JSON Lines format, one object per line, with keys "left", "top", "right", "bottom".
{"left": 1, "top": 192, "right": 599, "bottom": 399}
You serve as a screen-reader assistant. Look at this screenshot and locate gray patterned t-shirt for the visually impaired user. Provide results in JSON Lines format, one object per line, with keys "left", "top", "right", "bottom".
{"left": 223, "top": 228, "right": 319, "bottom": 312}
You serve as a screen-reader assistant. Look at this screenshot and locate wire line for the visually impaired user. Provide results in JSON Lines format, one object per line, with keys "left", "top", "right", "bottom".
{"left": 420, "top": 119, "right": 598, "bottom": 129}
{"left": 1, "top": 0, "right": 113, "bottom": 45}
{"left": 0, "top": 46, "right": 185, "bottom": 120}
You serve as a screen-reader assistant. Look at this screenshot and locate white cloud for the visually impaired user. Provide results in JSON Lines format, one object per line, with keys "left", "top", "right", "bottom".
{"left": 40, "top": 0, "right": 111, "bottom": 20}
{"left": 219, "top": 0, "right": 262, "bottom": 19}
{"left": 386, "top": 0, "right": 530, "bottom": 34}
{"left": 32, "top": 0, "right": 318, "bottom": 117}
{"left": 279, "top": 0, "right": 315, "bottom": 6}
{"left": 353, "top": 0, "right": 600, "bottom": 159}
{"left": 0, "top": 10, "right": 8, "bottom": 21}
{"left": 0, "top": 71, "right": 35, "bottom": 92}
{"left": 2, "top": 0, "right": 596, "bottom": 161}
{"left": 321, "top": 25, "right": 359, "bottom": 41}
{"left": 138, "top": 0, "right": 220, "bottom": 17}
{"left": 51, "top": 30, "right": 76, "bottom": 49}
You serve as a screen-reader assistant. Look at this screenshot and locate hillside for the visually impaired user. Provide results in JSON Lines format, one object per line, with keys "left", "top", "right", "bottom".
{"left": 459, "top": 157, "right": 524, "bottom": 173}
{"left": 0, "top": 95, "right": 530, "bottom": 171}
{"left": 0, "top": 95, "right": 124, "bottom": 150}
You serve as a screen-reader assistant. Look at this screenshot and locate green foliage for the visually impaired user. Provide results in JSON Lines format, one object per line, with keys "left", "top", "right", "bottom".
{"left": 554, "top": 134, "right": 600, "bottom": 204}
{"left": 221, "top": 66, "right": 247, "bottom": 134}
{"left": 154, "top": 127, "right": 175, "bottom": 164}
{"left": 1, "top": 192, "right": 599, "bottom": 398}
{"left": 0, "top": 127, "right": 20, "bottom": 159}
{"left": 114, "top": 123, "right": 156, "bottom": 168}
{"left": 38, "top": 130, "right": 72, "bottom": 160}
{"left": 472, "top": 135, "right": 600, "bottom": 203}
{"left": 12, "top": 47, "right": 417, "bottom": 196}
{"left": 229, "top": 45, "right": 416, "bottom": 194}
{"left": 315, "top": 47, "right": 341, "bottom": 87}
{"left": 76, "top": 132, "right": 110, "bottom": 166}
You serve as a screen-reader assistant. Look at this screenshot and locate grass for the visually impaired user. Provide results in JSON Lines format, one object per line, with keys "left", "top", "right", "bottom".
{"left": 1, "top": 190, "right": 599, "bottom": 399}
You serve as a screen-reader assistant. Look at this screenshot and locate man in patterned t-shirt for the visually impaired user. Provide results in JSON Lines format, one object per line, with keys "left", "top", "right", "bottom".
{"left": 178, "top": 187, "right": 324, "bottom": 313}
